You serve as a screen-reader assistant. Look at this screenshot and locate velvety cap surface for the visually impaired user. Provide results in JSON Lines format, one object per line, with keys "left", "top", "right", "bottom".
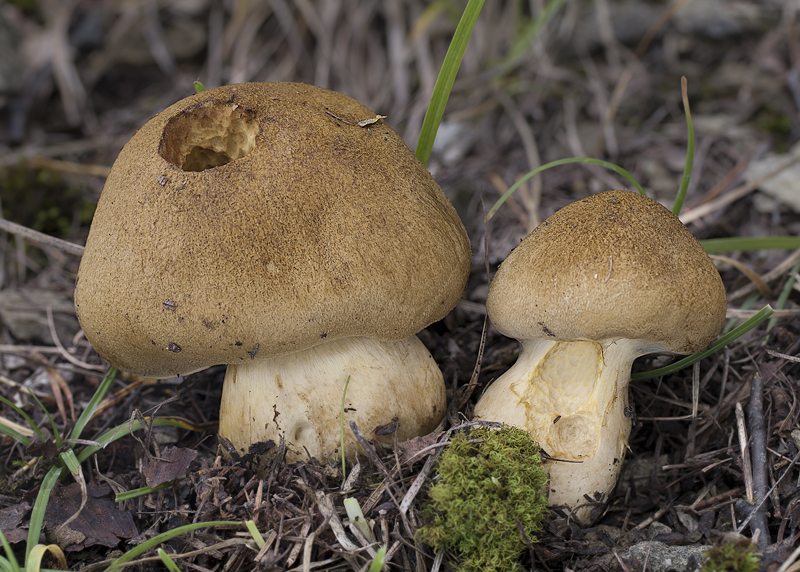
{"left": 486, "top": 190, "right": 726, "bottom": 353}
{"left": 75, "top": 82, "right": 471, "bottom": 378}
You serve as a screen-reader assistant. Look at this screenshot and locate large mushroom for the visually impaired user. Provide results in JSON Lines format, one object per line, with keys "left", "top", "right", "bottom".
{"left": 74, "top": 82, "right": 471, "bottom": 461}
{"left": 474, "top": 190, "right": 726, "bottom": 524}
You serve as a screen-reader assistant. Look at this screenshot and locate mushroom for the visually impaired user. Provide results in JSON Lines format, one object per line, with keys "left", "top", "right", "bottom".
{"left": 74, "top": 82, "right": 471, "bottom": 461}
{"left": 474, "top": 190, "right": 726, "bottom": 524}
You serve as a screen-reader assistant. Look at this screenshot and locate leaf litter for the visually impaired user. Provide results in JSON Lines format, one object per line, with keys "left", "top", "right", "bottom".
{"left": 0, "top": 0, "right": 799, "bottom": 571}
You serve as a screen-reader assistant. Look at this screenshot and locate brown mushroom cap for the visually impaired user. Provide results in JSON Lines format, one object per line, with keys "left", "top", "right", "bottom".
{"left": 486, "top": 190, "right": 726, "bottom": 354}
{"left": 75, "top": 82, "right": 471, "bottom": 378}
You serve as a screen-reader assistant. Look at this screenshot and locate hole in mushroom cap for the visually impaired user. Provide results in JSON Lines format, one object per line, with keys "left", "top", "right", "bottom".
{"left": 159, "top": 100, "right": 258, "bottom": 172}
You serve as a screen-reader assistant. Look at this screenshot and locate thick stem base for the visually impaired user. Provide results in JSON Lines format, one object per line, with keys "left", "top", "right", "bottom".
{"left": 474, "top": 338, "right": 643, "bottom": 524}
{"left": 219, "top": 335, "right": 446, "bottom": 462}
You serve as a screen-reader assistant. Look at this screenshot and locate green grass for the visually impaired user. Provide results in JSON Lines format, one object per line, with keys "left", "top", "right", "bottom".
{"left": 698, "top": 236, "right": 800, "bottom": 253}
{"left": 630, "top": 306, "right": 773, "bottom": 381}
{"left": 0, "top": 366, "right": 243, "bottom": 571}
{"left": 1, "top": 1, "right": 788, "bottom": 570}
{"left": 485, "top": 157, "right": 647, "bottom": 222}
{"left": 415, "top": 0, "right": 485, "bottom": 166}
{"left": 672, "top": 77, "right": 695, "bottom": 216}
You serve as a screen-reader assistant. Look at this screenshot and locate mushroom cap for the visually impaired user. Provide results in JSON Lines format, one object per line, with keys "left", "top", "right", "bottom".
{"left": 75, "top": 82, "right": 471, "bottom": 378}
{"left": 486, "top": 190, "right": 726, "bottom": 354}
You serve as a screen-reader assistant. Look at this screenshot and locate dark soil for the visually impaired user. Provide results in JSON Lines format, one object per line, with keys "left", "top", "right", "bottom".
{"left": 1, "top": 1, "right": 799, "bottom": 570}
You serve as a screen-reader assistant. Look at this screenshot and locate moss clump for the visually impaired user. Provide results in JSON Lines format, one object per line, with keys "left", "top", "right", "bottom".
{"left": 701, "top": 538, "right": 760, "bottom": 572}
{"left": 417, "top": 425, "right": 548, "bottom": 572}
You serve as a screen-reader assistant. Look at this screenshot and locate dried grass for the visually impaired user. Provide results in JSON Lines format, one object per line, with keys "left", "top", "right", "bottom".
{"left": 1, "top": 0, "right": 799, "bottom": 570}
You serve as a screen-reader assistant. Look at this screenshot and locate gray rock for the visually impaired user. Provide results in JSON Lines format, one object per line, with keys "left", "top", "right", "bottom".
{"left": 620, "top": 540, "right": 708, "bottom": 572}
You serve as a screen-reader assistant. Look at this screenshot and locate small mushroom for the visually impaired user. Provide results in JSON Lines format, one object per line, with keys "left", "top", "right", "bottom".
{"left": 474, "top": 190, "right": 726, "bottom": 524}
{"left": 74, "top": 82, "right": 471, "bottom": 461}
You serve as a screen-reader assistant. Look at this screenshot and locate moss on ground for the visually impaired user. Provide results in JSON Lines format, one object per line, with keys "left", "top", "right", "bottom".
{"left": 417, "top": 425, "right": 549, "bottom": 572}
{"left": 701, "top": 538, "right": 760, "bottom": 572}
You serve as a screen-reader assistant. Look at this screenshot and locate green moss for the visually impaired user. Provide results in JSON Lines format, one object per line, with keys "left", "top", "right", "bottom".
{"left": 417, "top": 426, "right": 549, "bottom": 572}
{"left": 701, "top": 539, "right": 760, "bottom": 572}
{"left": 0, "top": 165, "right": 96, "bottom": 239}
{"left": 756, "top": 109, "right": 791, "bottom": 136}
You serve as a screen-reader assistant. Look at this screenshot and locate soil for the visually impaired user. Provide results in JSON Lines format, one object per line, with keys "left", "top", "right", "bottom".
{"left": 0, "top": 1, "right": 799, "bottom": 571}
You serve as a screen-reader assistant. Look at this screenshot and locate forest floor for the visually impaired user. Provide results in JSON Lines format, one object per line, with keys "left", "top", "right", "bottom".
{"left": 1, "top": 1, "right": 799, "bottom": 570}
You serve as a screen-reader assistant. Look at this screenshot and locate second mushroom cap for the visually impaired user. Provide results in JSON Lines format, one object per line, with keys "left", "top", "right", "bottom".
{"left": 487, "top": 190, "right": 726, "bottom": 353}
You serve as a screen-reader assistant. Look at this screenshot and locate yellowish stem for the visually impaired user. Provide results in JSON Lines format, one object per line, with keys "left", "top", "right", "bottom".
{"left": 219, "top": 336, "right": 446, "bottom": 462}
{"left": 474, "top": 338, "right": 650, "bottom": 524}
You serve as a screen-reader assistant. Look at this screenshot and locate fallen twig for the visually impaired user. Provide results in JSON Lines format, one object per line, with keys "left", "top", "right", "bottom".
{"left": 737, "top": 449, "right": 800, "bottom": 535}
{"left": 0, "top": 217, "right": 85, "bottom": 256}
{"left": 735, "top": 402, "right": 754, "bottom": 502}
{"left": 745, "top": 374, "right": 771, "bottom": 547}
{"left": 680, "top": 154, "right": 800, "bottom": 224}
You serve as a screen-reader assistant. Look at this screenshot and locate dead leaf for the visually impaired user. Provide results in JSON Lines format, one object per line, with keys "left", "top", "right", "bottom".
{"left": 142, "top": 445, "right": 198, "bottom": 487}
{"left": 374, "top": 421, "right": 400, "bottom": 436}
{"left": 25, "top": 437, "right": 59, "bottom": 459}
{"left": 44, "top": 483, "right": 137, "bottom": 551}
{"left": 0, "top": 501, "right": 30, "bottom": 543}
{"left": 46, "top": 365, "right": 75, "bottom": 422}
{"left": 399, "top": 432, "right": 444, "bottom": 464}
{"left": 357, "top": 114, "right": 386, "bottom": 127}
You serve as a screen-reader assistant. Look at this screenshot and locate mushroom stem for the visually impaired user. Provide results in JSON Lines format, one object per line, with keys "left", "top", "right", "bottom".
{"left": 219, "top": 335, "right": 446, "bottom": 462}
{"left": 474, "top": 337, "right": 655, "bottom": 524}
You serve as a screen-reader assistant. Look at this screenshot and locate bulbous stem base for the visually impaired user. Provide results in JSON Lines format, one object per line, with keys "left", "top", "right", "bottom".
{"left": 474, "top": 338, "right": 649, "bottom": 524}
{"left": 219, "top": 335, "right": 446, "bottom": 462}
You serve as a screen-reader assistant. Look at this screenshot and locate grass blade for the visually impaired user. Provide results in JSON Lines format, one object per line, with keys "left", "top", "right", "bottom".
{"left": 106, "top": 521, "right": 240, "bottom": 571}
{"left": 765, "top": 261, "right": 800, "bottom": 333}
{"left": 486, "top": 157, "right": 647, "bottom": 222}
{"left": 70, "top": 367, "right": 117, "bottom": 441}
{"left": 26, "top": 467, "right": 62, "bottom": 563}
{"left": 26, "top": 392, "right": 62, "bottom": 449}
{"left": 368, "top": 545, "right": 387, "bottom": 572}
{"left": 115, "top": 480, "right": 176, "bottom": 502}
{"left": 0, "top": 529, "right": 20, "bottom": 572}
{"left": 26, "top": 544, "right": 67, "bottom": 572}
{"left": 0, "top": 419, "right": 32, "bottom": 447}
{"left": 415, "top": 0, "right": 485, "bottom": 165}
{"left": 672, "top": 77, "right": 694, "bottom": 216}
{"left": 0, "top": 555, "right": 16, "bottom": 572}
{"left": 500, "top": 0, "right": 567, "bottom": 70}
{"left": 344, "top": 497, "right": 374, "bottom": 542}
{"left": 245, "top": 520, "right": 266, "bottom": 549}
{"left": 631, "top": 305, "right": 774, "bottom": 381}
{"left": 59, "top": 449, "right": 82, "bottom": 476}
{"left": 157, "top": 549, "right": 182, "bottom": 572}
{"left": 699, "top": 236, "right": 800, "bottom": 253}
{"left": 76, "top": 417, "right": 196, "bottom": 463}
{"left": 0, "top": 397, "right": 42, "bottom": 444}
